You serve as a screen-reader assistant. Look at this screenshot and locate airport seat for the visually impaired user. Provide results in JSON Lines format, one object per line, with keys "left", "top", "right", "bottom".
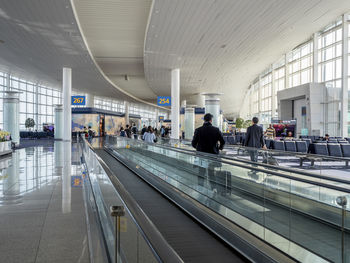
{"left": 295, "top": 141, "right": 307, "bottom": 153}
{"left": 273, "top": 140, "right": 285, "bottom": 151}
{"left": 223, "top": 136, "right": 228, "bottom": 143}
{"left": 337, "top": 139, "right": 348, "bottom": 144}
{"left": 313, "top": 144, "right": 329, "bottom": 156}
{"left": 265, "top": 139, "right": 272, "bottom": 149}
{"left": 327, "top": 144, "right": 342, "bottom": 157}
{"left": 227, "top": 136, "right": 235, "bottom": 145}
{"left": 341, "top": 144, "right": 350, "bottom": 157}
{"left": 328, "top": 140, "right": 338, "bottom": 143}
{"left": 284, "top": 141, "right": 296, "bottom": 152}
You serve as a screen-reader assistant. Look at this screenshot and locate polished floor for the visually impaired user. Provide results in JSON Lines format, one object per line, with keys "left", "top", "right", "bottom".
{"left": 0, "top": 142, "right": 89, "bottom": 263}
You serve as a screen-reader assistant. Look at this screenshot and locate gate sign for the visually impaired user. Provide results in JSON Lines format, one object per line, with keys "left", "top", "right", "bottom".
{"left": 157, "top": 96, "right": 171, "bottom": 106}
{"left": 71, "top": 96, "right": 86, "bottom": 106}
{"left": 159, "top": 116, "right": 164, "bottom": 121}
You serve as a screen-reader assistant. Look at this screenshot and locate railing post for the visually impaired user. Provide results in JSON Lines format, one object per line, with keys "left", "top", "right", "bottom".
{"left": 110, "top": 205, "right": 125, "bottom": 263}
{"left": 336, "top": 196, "right": 347, "bottom": 263}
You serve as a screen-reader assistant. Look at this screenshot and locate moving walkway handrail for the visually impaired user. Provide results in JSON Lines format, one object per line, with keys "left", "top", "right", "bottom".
{"left": 107, "top": 136, "right": 350, "bottom": 195}
{"left": 81, "top": 137, "right": 183, "bottom": 263}
{"left": 157, "top": 137, "right": 350, "bottom": 186}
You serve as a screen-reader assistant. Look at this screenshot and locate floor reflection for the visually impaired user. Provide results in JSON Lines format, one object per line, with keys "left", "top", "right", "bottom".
{"left": 0, "top": 142, "right": 82, "bottom": 208}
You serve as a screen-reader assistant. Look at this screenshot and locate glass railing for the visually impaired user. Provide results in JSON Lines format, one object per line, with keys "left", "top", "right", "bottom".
{"left": 105, "top": 136, "right": 350, "bottom": 263}
{"left": 80, "top": 137, "right": 181, "bottom": 263}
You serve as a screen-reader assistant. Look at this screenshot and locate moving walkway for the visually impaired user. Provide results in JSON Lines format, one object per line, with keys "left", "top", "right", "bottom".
{"left": 83, "top": 137, "right": 350, "bottom": 262}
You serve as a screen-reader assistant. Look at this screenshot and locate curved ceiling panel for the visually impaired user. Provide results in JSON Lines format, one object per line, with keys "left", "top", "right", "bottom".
{"left": 0, "top": 0, "right": 165, "bottom": 109}
{"left": 144, "top": 0, "right": 350, "bottom": 117}
{"left": 71, "top": 0, "right": 158, "bottom": 101}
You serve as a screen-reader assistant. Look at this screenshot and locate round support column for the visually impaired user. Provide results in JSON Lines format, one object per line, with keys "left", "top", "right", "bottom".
{"left": 3, "top": 91, "right": 20, "bottom": 145}
{"left": 86, "top": 94, "right": 94, "bottom": 108}
{"left": 54, "top": 104, "right": 63, "bottom": 140}
{"left": 203, "top": 93, "right": 222, "bottom": 129}
{"left": 184, "top": 107, "right": 195, "bottom": 140}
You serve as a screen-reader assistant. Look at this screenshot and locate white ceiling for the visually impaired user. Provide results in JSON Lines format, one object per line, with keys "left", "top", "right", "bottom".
{"left": 144, "top": 0, "right": 350, "bottom": 117}
{"left": 72, "top": 0, "right": 157, "bottom": 101}
{"left": 0, "top": 0, "right": 165, "bottom": 109}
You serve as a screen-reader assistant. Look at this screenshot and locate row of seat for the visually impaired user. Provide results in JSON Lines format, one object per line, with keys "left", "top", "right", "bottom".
{"left": 310, "top": 143, "right": 350, "bottom": 157}
{"left": 20, "top": 131, "right": 54, "bottom": 139}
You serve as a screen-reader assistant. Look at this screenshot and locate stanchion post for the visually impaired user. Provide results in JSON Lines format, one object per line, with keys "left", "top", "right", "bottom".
{"left": 110, "top": 206, "right": 125, "bottom": 263}
{"left": 336, "top": 196, "right": 347, "bottom": 263}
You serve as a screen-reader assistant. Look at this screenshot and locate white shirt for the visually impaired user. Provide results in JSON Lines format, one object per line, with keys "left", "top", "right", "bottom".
{"left": 143, "top": 132, "right": 156, "bottom": 143}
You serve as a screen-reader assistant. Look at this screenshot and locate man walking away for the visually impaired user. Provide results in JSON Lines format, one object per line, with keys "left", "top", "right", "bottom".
{"left": 191, "top": 113, "right": 225, "bottom": 193}
{"left": 141, "top": 125, "right": 147, "bottom": 136}
{"left": 125, "top": 124, "right": 131, "bottom": 138}
{"left": 131, "top": 123, "right": 138, "bottom": 139}
{"left": 87, "top": 126, "right": 94, "bottom": 143}
{"left": 244, "top": 117, "right": 266, "bottom": 162}
{"left": 192, "top": 113, "right": 225, "bottom": 154}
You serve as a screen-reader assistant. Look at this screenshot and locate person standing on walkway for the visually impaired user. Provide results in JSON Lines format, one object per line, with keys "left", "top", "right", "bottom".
{"left": 142, "top": 126, "right": 157, "bottom": 143}
{"left": 125, "top": 124, "right": 131, "bottom": 138}
{"left": 131, "top": 123, "right": 138, "bottom": 139}
{"left": 191, "top": 113, "right": 225, "bottom": 154}
{"left": 244, "top": 117, "right": 266, "bottom": 162}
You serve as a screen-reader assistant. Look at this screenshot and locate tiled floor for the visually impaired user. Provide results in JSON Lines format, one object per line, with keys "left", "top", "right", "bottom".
{"left": 0, "top": 142, "right": 89, "bottom": 263}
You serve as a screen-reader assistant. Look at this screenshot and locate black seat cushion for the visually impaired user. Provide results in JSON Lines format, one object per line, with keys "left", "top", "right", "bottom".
{"left": 327, "top": 144, "right": 342, "bottom": 157}
{"left": 273, "top": 141, "right": 285, "bottom": 151}
{"left": 296, "top": 141, "right": 307, "bottom": 153}
{"left": 285, "top": 141, "right": 296, "bottom": 152}
{"left": 341, "top": 144, "right": 350, "bottom": 157}
{"left": 314, "top": 144, "right": 329, "bottom": 156}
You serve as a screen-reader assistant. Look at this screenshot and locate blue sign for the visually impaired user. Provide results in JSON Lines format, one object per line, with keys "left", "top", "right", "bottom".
{"left": 157, "top": 96, "right": 171, "bottom": 106}
{"left": 71, "top": 96, "right": 86, "bottom": 106}
{"left": 71, "top": 175, "right": 82, "bottom": 187}
{"left": 159, "top": 116, "right": 164, "bottom": 121}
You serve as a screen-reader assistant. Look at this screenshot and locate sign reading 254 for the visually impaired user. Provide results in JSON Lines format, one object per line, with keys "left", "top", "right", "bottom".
{"left": 157, "top": 96, "right": 171, "bottom": 106}
{"left": 71, "top": 96, "right": 86, "bottom": 106}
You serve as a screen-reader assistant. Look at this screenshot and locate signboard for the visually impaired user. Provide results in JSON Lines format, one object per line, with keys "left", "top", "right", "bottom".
{"left": 157, "top": 96, "right": 171, "bottom": 106}
{"left": 71, "top": 96, "right": 86, "bottom": 106}
{"left": 71, "top": 175, "right": 82, "bottom": 187}
{"left": 159, "top": 116, "right": 164, "bottom": 121}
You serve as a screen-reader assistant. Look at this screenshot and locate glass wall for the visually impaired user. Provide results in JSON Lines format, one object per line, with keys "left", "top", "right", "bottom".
{"left": 240, "top": 14, "right": 349, "bottom": 136}
{"left": 0, "top": 72, "right": 62, "bottom": 130}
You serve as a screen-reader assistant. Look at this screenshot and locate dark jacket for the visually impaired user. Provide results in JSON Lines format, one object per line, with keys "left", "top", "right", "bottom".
{"left": 244, "top": 124, "right": 264, "bottom": 148}
{"left": 191, "top": 122, "right": 225, "bottom": 154}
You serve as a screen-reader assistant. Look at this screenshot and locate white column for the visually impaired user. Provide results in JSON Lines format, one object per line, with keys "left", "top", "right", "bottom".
{"left": 195, "top": 94, "right": 205, "bottom": 108}
{"left": 271, "top": 69, "right": 276, "bottom": 118}
{"left": 86, "top": 93, "right": 94, "bottom": 108}
{"left": 184, "top": 107, "right": 195, "bottom": 140}
{"left": 155, "top": 108, "right": 159, "bottom": 129}
{"left": 62, "top": 141, "right": 71, "bottom": 213}
{"left": 124, "top": 101, "right": 129, "bottom": 125}
{"left": 62, "top": 68, "right": 72, "bottom": 141}
{"left": 284, "top": 54, "right": 289, "bottom": 90}
{"left": 35, "top": 84, "right": 39, "bottom": 130}
{"left": 3, "top": 91, "right": 20, "bottom": 145}
{"left": 171, "top": 68, "right": 180, "bottom": 139}
{"left": 6, "top": 73, "right": 10, "bottom": 91}
{"left": 54, "top": 104, "right": 63, "bottom": 140}
{"left": 341, "top": 14, "right": 349, "bottom": 137}
{"left": 204, "top": 93, "right": 221, "bottom": 129}
{"left": 258, "top": 76, "right": 262, "bottom": 119}
{"left": 313, "top": 33, "right": 319, "bottom": 83}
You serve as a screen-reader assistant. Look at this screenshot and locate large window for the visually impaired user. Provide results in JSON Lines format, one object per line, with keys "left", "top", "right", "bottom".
{"left": 0, "top": 73, "right": 62, "bottom": 130}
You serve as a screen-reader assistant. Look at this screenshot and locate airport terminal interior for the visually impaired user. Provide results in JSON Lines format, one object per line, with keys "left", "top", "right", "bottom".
{"left": 1, "top": 0, "right": 350, "bottom": 262}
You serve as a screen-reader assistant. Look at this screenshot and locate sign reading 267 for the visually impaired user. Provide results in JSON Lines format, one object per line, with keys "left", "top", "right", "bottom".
{"left": 71, "top": 96, "right": 86, "bottom": 106}
{"left": 157, "top": 96, "right": 171, "bottom": 106}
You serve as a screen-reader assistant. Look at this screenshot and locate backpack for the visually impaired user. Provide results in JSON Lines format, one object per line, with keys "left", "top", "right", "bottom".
{"left": 132, "top": 126, "right": 137, "bottom": 134}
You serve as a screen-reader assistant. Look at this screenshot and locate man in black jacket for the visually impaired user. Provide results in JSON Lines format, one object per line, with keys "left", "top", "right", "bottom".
{"left": 192, "top": 113, "right": 225, "bottom": 154}
{"left": 244, "top": 117, "right": 266, "bottom": 162}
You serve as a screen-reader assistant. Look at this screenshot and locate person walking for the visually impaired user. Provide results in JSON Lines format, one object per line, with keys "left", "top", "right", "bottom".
{"left": 125, "top": 124, "right": 131, "bottom": 138}
{"left": 191, "top": 113, "right": 225, "bottom": 154}
{"left": 120, "top": 127, "right": 126, "bottom": 137}
{"left": 87, "top": 126, "right": 94, "bottom": 143}
{"left": 264, "top": 124, "right": 275, "bottom": 139}
{"left": 141, "top": 125, "right": 147, "bottom": 136}
{"left": 131, "top": 123, "right": 138, "bottom": 139}
{"left": 244, "top": 117, "right": 266, "bottom": 162}
{"left": 142, "top": 126, "right": 157, "bottom": 143}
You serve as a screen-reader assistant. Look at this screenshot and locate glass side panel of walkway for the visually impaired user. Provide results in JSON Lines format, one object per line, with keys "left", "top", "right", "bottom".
{"left": 103, "top": 137, "right": 350, "bottom": 263}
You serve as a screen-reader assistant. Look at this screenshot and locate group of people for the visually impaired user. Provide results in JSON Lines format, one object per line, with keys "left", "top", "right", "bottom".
{"left": 119, "top": 123, "right": 158, "bottom": 143}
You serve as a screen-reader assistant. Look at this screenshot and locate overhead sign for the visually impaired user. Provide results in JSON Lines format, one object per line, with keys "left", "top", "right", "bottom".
{"left": 71, "top": 96, "right": 86, "bottom": 106}
{"left": 157, "top": 96, "right": 171, "bottom": 106}
{"left": 159, "top": 116, "right": 164, "bottom": 121}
